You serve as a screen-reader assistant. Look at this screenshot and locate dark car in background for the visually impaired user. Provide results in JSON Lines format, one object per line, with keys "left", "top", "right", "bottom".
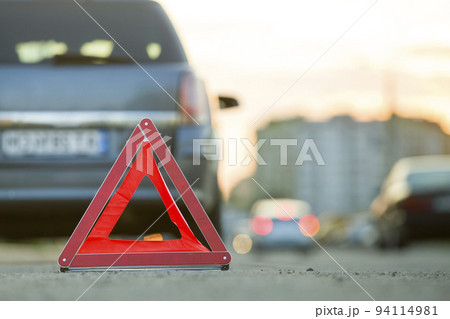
{"left": 371, "top": 155, "right": 450, "bottom": 247}
{"left": 0, "top": 0, "right": 237, "bottom": 238}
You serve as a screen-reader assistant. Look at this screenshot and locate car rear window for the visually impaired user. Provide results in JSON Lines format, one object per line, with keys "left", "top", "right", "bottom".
{"left": 0, "top": 1, "right": 186, "bottom": 65}
{"left": 408, "top": 170, "right": 450, "bottom": 191}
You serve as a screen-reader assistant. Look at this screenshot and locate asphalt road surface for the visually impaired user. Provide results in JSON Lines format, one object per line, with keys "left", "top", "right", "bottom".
{"left": 0, "top": 239, "right": 449, "bottom": 300}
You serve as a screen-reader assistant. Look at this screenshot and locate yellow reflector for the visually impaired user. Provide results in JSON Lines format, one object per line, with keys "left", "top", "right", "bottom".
{"left": 144, "top": 233, "right": 164, "bottom": 241}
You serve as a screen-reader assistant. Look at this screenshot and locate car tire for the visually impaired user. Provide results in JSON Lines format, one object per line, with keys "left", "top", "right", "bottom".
{"left": 182, "top": 184, "right": 223, "bottom": 248}
{"left": 377, "top": 224, "right": 408, "bottom": 249}
{"left": 208, "top": 197, "right": 222, "bottom": 236}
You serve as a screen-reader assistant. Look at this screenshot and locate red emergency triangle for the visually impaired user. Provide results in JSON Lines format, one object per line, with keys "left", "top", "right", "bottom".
{"left": 58, "top": 119, "right": 230, "bottom": 271}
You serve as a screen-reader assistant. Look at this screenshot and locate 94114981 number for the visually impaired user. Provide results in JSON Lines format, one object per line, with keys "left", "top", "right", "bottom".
{"left": 375, "top": 306, "right": 438, "bottom": 316}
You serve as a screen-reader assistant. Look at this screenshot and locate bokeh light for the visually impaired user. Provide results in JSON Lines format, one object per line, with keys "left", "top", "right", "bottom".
{"left": 232, "top": 234, "right": 252, "bottom": 254}
{"left": 251, "top": 215, "right": 273, "bottom": 235}
{"left": 298, "top": 215, "right": 320, "bottom": 237}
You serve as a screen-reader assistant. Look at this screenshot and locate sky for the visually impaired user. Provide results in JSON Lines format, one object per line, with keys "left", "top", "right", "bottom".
{"left": 161, "top": 0, "right": 450, "bottom": 196}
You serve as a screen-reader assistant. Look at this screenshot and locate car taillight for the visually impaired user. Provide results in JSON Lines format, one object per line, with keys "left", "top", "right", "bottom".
{"left": 399, "top": 196, "right": 432, "bottom": 212}
{"left": 178, "top": 72, "right": 209, "bottom": 125}
{"left": 251, "top": 216, "right": 273, "bottom": 236}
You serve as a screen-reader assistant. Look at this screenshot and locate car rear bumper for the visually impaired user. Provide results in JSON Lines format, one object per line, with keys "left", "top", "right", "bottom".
{"left": 251, "top": 230, "right": 312, "bottom": 249}
{"left": 0, "top": 187, "right": 207, "bottom": 213}
{"left": 405, "top": 213, "right": 450, "bottom": 238}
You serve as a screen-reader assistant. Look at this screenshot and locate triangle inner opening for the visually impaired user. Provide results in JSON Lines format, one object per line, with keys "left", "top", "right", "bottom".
{"left": 108, "top": 176, "right": 182, "bottom": 241}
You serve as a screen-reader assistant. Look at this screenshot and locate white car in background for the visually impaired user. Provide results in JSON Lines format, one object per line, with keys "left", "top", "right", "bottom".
{"left": 232, "top": 199, "right": 316, "bottom": 254}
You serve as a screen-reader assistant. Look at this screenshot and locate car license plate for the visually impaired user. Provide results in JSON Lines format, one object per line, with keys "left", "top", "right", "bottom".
{"left": 1, "top": 129, "right": 108, "bottom": 157}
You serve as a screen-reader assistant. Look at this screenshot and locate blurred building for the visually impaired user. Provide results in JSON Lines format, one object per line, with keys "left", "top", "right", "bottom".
{"left": 253, "top": 115, "right": 450, "bottom": 214}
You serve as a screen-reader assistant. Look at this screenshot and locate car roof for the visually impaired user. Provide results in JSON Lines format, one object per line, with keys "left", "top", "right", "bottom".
{"left": 250, "top": 198, "right": 312, "bottom": 218}
{"left": 385, "top": 155, "right": 450, "bottom": 186}
{"left": 394, "top": 155, "right": 450, "bottom": 174}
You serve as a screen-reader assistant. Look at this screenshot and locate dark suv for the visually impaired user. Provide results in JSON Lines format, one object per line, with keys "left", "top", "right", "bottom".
{"left": 371, "top": 155, "right": 450, "bottom": 247}
{"left": 0, "top": 0, "right": 236, "bottom": 237}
